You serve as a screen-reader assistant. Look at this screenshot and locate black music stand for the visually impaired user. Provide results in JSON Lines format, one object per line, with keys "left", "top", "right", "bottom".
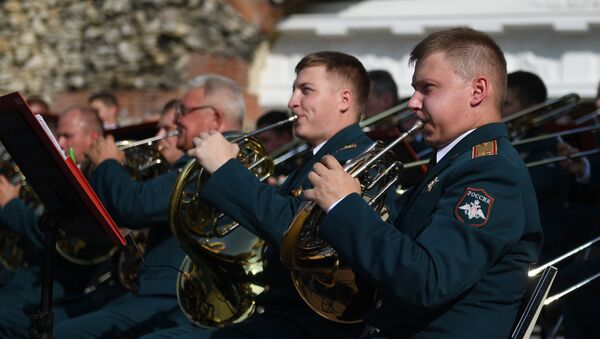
{"left": 0, "top": 92, "right": 125, "bottom": 339}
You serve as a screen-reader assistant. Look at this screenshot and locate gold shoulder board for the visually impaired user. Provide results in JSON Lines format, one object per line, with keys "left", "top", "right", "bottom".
{"left": 471, "top": 140, "right": 498, "bottom": 159}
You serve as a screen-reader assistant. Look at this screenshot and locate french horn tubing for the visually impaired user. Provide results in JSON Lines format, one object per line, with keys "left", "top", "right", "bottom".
{"left": 169, "top": 115, "right": 297, "bottom": 328}
{"left": 280, "top": 120, "right": 424, "bottom": 323}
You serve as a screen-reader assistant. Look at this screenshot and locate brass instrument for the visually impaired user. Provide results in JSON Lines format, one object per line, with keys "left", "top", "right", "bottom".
{"left": 0, "top": 157, "right": 118, "bottom": 267}
{"left": 116, "top": 130, "right": 178, "bottom": 180}
{"left": 502, "top": 93, "right": 580, "bottom": 139}
{"left": 524, "top": 235, "right": 600, "bottom": 338}
{"left": 0, "top": 161, "right": 30, "bottom": 270}
{"left": 401, "top": 124, "right": 600, "bottom": 170}
{"left": 280, "top": 120, "right": 424, "bottom": 323}
{"left": 529, "top": 234, "right": 600, "bottom": 306}
{"left": 114, "top": 131, "right": 179, "bottom": 290}
{"left": 0, "top": 227, "right": 26, "bottom": 270}
{"left": 169, "top": 115, "right": 297, "bottom": 327}
{"left": 54, "top": 160, "right": 117, "bottom": 266}
{"left": 117, "top": 229, "right": 149, "bottom": 291}
{"left": 272, "top": 102, "right": 413, "bottom": 167}
{"left": 55, "top": 132, "right": 177, "bottom": 268}
{"left": 359, "top": 99, "right": 412, "bottom": 132}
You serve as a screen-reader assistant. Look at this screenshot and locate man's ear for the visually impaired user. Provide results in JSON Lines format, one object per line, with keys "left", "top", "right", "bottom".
{"left": 339, "top": 88, "right": 352, "bottom": 113}
{"left": 470, "top": 76, "right": 489, "bottom": 107}
{"left": 212, "top": 107, "right": 224, "bottom": 130}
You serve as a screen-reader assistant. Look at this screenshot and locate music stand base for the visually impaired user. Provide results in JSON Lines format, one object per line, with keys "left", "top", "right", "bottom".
{"left": 30, "top": 213, "right": 57, "bottom": 339}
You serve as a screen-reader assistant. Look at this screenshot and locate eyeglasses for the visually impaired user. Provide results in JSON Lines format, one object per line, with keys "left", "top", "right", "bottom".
{"left": 175, "top": 105, "right": 216, "bottom": 117}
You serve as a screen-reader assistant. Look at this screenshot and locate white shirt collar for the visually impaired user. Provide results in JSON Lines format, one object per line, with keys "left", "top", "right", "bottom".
{"left": 312, "top": 140, "right": 327, "bottom": 155}
{"left": 436, "top": 129, "right": 475, "bottom": 163}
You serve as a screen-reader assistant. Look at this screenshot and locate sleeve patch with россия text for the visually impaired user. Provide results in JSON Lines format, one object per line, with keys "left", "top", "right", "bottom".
{"left": 454, "top": 187, "right": 494, "bottom": 227}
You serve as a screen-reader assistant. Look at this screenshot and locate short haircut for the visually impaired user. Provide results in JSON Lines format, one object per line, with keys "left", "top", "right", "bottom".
{"left": 187, "top": 74, "right": 245, "bottom": 127}
{"left": 507, "top": 71, "right": 548, "bottom": 107}
{"left": 368, "top": 69, "right": 400, "bottom": 104}
{"left": 27, "top": 96, "right": 50, "bottom": 113}
{"left": 409, "top": 27, "right": 507, "bottom": 109}
{"left": 257, "top": 110, "right": 293, "bottom": 135}
{"left": 61, "top": 106, "right": 103, "bottom": 134}
{"left": 295, "top": 51, "right": 370, "bottom": 111}
{"left": 88, "top": 92, "right": 119, "bottom": 108}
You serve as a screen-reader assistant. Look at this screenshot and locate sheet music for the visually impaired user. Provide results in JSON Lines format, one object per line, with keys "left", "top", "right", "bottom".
{"left": 35, "top": 114, "right": 66, "bottom": 160}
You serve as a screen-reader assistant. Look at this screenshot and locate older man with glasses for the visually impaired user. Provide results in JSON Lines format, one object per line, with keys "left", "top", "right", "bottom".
{"left": 54, "top": 75, "right": 245, "bottom": 339}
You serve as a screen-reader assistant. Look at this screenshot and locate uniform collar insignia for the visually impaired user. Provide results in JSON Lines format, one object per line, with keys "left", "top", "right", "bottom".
{"left": 426, "top": 177, "right": 439, "bottom": 192}
{"left": 471, "top": 140, "right": 498, "bottom": 159}
{"left": 336, "top": 143, "right": 357, "bottom": 152}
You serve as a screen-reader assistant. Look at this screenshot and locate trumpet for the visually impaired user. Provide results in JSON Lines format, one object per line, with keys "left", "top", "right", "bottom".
{"left": 169, "top": 115, "right": 297, "bottom": 327}
{"left": 280, "top": 120, "right": 424, "bottom": 323}
{"left": 116, "top": 130, "right": 179, "bottom": 181}
{"left": 502, "top": 93, "right": 581, "bottom": 139}
{"left": 116, "top": 130, "right": 179, "bottom": 151}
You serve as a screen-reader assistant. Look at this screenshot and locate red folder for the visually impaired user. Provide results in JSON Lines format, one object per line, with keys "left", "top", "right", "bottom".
{"left": 0, "top": 92, "right": 124, "bottom": 246}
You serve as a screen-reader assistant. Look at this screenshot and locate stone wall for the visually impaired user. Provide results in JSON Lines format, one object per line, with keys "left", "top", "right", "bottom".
{"left": 0, "top": 0, "right": 305, "bottom": 125}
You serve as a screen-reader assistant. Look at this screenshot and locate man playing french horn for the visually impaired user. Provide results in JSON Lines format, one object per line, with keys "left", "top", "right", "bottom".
{"left": 54, "top": 76, "right": 245, "bottom": 338}
{"left": 146, "top": 51, "right": 380, "bottom": 338}
{"left": 303, "top": 28, "right": 543, "bottom": 338}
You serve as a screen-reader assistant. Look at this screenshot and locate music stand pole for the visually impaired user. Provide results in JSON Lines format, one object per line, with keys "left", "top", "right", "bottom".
{"left": 29, "top": 213, "right": 57, "bottom": 339}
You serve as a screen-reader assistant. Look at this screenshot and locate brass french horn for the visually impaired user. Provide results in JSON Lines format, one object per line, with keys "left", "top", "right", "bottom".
{"left": 49, "top": 132, "right": 177, "bottom": 267}
{"left": 113, "top": 131, "right": 178, "bottom": 290}
{"left": 0, "top": 160, "right": 30, "bottom": 270}
{"left": 169, "top": 115, "right": 297, "bottom": 327}
{"left": 280, "top": 120, "right": 424, "bottom": 323}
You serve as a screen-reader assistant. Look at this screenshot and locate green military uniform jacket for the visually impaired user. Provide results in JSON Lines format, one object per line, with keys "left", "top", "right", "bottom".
{"left": 320, "top": 123, "right": 543, "bottom": 339}
{"left": 200, "top": 124, "right": 375, "bottom": 337}
{"left": 89, "top": 156, "right": 187, "bottom": 296}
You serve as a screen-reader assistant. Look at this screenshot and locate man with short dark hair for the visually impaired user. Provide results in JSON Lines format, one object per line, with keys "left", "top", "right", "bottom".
{"left": 503, "top": 70, "right": 547, "bottom": 118}
{"left": 142, "top": 51, "right": 377, "bottom": 339}
{"left": 305, "top": 28, "right": 542, "bottom": 338}
{"left": 256, "top": 110, "right": 294, "bottom": 154}
{"left": 88, "top": 92, "right": 120, "bottom": 130}
{"left": 364, "top": 69, "right": 400, "bottom": 119}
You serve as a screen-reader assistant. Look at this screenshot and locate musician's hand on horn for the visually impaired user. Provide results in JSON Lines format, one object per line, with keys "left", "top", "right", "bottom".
{"left": 87, "top": 135, "right": 124, "bottom": 165}
{"left": 188, "top": 131, "right": 239, "bottom": 173}
{"left": 304, "top": 155, "right": 361, "bottom": 211}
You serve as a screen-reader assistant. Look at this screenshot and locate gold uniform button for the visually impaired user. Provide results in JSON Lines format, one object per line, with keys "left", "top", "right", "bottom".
{"left": 291, "top": 187, "right": 303, "bottom": 197}
{"left": 256, "top": 305, "right": 265, "bottom": 314}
